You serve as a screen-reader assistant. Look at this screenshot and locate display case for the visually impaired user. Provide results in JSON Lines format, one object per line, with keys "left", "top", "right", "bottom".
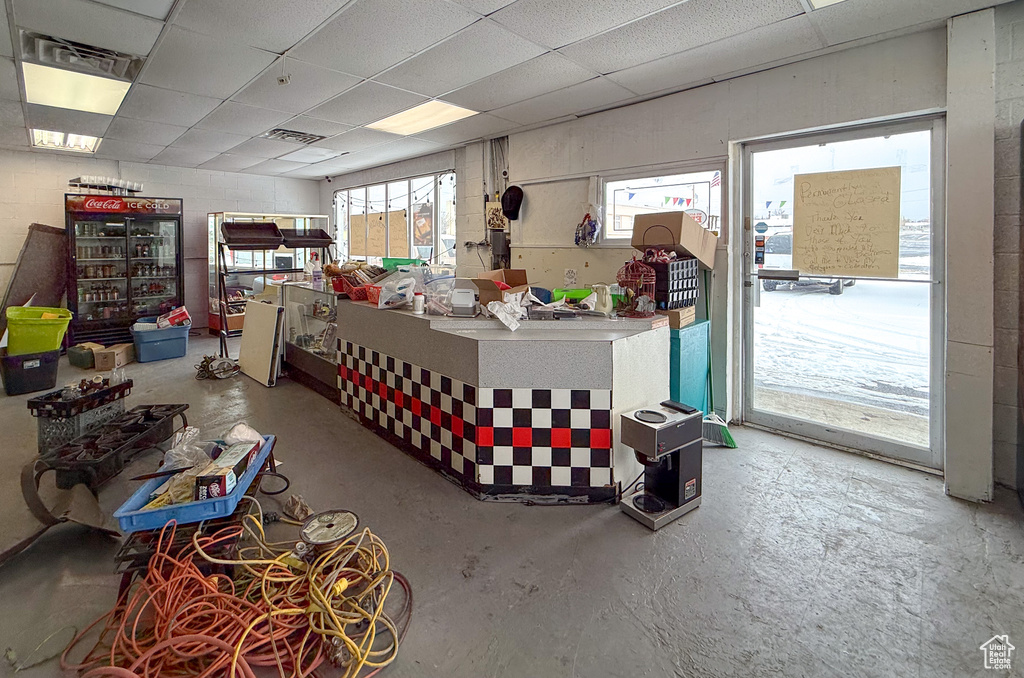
{"left": 67, "top": 195, "right": 184, "bottom": 345}
{"left": 207, "top": 212, "right": 331, "bottom": 335}
{"left": 281, "top": 283, "right": 339, "bottom": 402}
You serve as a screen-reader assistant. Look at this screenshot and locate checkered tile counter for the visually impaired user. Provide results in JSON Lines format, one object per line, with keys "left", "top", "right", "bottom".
{"left": 339, "top": 340, "right": 616, "bottom": 502}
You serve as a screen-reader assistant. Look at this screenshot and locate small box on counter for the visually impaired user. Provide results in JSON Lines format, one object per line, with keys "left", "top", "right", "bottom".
{"left": 193, "top": 441, "right": 261, "bottom": 500}
{"left": 94, "top": 343, "right": 135, "bottom": 371}
{"left": 471, "top": 269, "right": 531, "bottom": 306}
{"left": 656, "top": 306, "right": 696, "bottom": 329}
{"left": 631, "top": 211, "right": 718, "bottom": 269}
{"left": 157, "top": 306, "right": 191, "bottom": 328}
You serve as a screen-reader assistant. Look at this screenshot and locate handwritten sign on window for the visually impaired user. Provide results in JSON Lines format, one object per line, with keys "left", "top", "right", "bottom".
{"left": 792, "top": 167, "right": 901, "bottom": 279}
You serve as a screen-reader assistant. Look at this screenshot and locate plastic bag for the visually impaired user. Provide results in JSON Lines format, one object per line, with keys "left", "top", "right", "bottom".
{"left": 224, "top": 422, "right": 263, "bottom": 445}
{"left": 161, "top": 427, "right": 212, "bottom": 504}
{"left": 377, "top": 276, "right": 416, "bottom": 309}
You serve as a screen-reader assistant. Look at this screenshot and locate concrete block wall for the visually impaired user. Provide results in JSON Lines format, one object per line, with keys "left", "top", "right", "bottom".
{"left": 454, "top": 142, "right": 486, "bottom": 278}
{"left": 994, "top": 1, "right": 1024, "bottom": 487}
{"left": 0, "top": 148, "right": 321, "bottom": 327}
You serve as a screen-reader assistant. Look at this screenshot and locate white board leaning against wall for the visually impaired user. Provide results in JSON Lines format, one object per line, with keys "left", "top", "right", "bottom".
{"left": 792, "top": 167, "right": 901, "bottom": 279}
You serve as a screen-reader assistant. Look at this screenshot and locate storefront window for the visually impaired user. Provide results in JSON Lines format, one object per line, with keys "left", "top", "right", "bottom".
{"left": 604, "top": 169, "right": 722, "bottom": 240}
{"left": 334, "top": 171, "right": 456, "bottom": 264}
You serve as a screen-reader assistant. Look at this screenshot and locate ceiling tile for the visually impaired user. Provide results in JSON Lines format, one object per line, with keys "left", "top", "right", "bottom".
{"left": 0, "top": 59, "right": 19, "bottom": 101}
{"left": 311, "top": 127, "right": 402, "bottom": 153}
{"left": 12, "top": 0, "right": 163, "bottom": 56}
{"left": 607, "top": 15, "right": 824, "bottom": 95}
{"left": 104, "top": 117, "right": 188, "bottom": 145}
{"left": 441, "top": 53, "right": 594, "bottom": 111}
{"left": 290, "top": 0, "right": 478, "bottom": 78}
{"left": 141, "top": 26, "right": 276, "bottom": 99}
{"left": 94, "top": 138, "right": 165, "bottom": 161}
{"left": 810, "top": 0, "right": 995, "bottom": 46}
{"left": 0, "top": 6, "right": 12, "bottom": 58}
{"left": 150, "top": 147, "right": 221, "bottom": 167}
{"left": 375, "top": 19, "right": 546, "bottom": 97}
{"left": 412, "top": 113, "right": 517, "bottom": 145}
{"left": 197, "top": 153, "right": 266, "bottom": 172}
{"left": 227, "top": 137, "right": 303, "bottom": 158}
{"left": 491, "top": 0, "right": 682, "bottom": 50}
{"left": 367, "top": 137, "right": 444, "bottom": 159}
{"left": 490, "top": 77, "right": 634, "bottom": 125}
{"left": 241, "top": 158, "right": 308, "bottom": 175}
{"left": 175, "top": 0, "right": 342, "bottom": 53}
{"left": 90, "top": 0, "right": 176, "bottom": 20}
{"left": 281, "top": 115, "right": 353, "bottom": 138}
{"left": 558, "top": 0, "right": 804, "bottom": 74}
{"left": 0, "top": 99, "right": 25, "bottom": 128}
{"left": 277, "top": 146, "right": 343, "bottom": 163}
{"left": 307, "top": 82, "right": 426, "bottom": 127}
{"left": 284, "top": 157, "right": 355, "bottom": 177}
{"left": 449, "top": 0, "right": 516, "bottom": 15}
{"left": 170, "top": 128, "right": 251, "bottom": 153}
{"left": 232, "top": 60, "right": 361, "bottom": 113}
{"left": 118, "top": 85, "right": 222, "bottom": 126}
{"left": 194, "top": 102, "right": 292, "bottom": 136}
{"left": 25, "top": 104, "right": 112, "bottom": 136}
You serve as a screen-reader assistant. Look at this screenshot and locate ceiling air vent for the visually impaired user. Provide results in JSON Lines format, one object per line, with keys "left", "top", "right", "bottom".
{"left": 19, "top": 31, "right": 144, "bottom": 80}
{"left": 259, "top": 129, "right": 328, "bottom": 145}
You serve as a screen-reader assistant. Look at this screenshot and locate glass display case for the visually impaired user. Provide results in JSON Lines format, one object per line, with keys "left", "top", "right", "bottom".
{"left": 281, "top": 283, "right": 340, "bottom": 402}
{"left": 67, "top": 195, "right": 184, "bottom": 345}
{"left": 207, "top": 212, "right": 331, "bottom": 335}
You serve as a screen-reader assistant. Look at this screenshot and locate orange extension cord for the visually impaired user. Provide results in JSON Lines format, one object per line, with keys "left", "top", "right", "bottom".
{"left": 61, "top": 503, "right": 411, "bottom": 678}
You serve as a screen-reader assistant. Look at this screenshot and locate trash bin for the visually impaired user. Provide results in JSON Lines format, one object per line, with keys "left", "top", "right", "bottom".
{"left": 5, "top": 307, "right": 72, "bottom": 356}
{"left": 0, "top": 348, "right": 60, "bottom": 396}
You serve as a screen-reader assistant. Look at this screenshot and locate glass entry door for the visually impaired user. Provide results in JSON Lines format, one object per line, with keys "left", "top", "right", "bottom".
{"left": 742, "top": 119, "right": 944, "bottom": 468}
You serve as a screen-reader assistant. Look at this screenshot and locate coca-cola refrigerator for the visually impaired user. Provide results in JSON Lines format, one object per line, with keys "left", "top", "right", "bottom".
{"left": 66, "top": 194, "right": 184, "bottom": 345}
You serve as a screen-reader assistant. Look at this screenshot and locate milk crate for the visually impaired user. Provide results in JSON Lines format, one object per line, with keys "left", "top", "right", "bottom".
{"left": 36, "top": 399, "right": 125, "bottom": 455}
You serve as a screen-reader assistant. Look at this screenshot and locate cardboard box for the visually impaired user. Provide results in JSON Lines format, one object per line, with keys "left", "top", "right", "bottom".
{"left": 471, "top": 269, "right": 531, "bottom": 307}
{"left": 631, "top": 211, "right": 718, "bottom": 269}
{"left": 656, "top": 306, "right": 696, "bottom": 329}
{"left": 94, "top": 343, "right": 134, "bottom": 371}
{"left": 157, "top": 306, "right": 191, "bottom": 328}
{"left": 194, "top": 441, "right": 261, "bottom": 500}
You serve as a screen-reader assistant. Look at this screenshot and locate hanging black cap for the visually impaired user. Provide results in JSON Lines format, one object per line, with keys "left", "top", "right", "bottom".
{"left": 501, "top": 185, "right": 524, "bottom": 220}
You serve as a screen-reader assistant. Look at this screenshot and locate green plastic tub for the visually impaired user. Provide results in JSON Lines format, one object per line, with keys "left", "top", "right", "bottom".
{"left": 5, "top": 307, "right": 72, "bottom": 356}
{"left": 382, "top": 257, "right": 423, "bottom": 271}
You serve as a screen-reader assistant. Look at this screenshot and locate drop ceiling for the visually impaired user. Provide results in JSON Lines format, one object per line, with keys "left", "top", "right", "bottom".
{"left": 0, "top": 0, "right": 1011, "bottom": 180}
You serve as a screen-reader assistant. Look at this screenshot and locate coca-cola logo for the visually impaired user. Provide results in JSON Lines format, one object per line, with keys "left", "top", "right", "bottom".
{"left": 84, "top": 198, "right": 124, "bottom": 210}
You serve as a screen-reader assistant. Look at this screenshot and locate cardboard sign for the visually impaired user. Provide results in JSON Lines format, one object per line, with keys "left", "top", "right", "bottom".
{"left": 791, "top": 167, "right": 901, "bottom": 278}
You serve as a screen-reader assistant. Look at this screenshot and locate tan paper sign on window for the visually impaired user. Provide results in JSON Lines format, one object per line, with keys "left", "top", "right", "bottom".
{"left": 792, "top": 167, "right": 901, "bottom": 279}
{"left": 349, "top": 214, "right": 367, "bottom": 257}
{"left": 350, "top": 211, "right": 408, "bottom": 257}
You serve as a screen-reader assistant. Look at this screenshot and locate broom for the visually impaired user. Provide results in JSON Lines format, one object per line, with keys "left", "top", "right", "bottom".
{"left": 702, "top": 269, "right": 736, "bottom": 448}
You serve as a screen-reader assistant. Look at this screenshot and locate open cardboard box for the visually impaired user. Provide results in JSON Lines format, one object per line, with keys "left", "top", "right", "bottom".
{"left": 631, "top": 211, "right": 718, "bottom": 269}
{"left": 471, "top": 269, "right": 531, "bottom": 307}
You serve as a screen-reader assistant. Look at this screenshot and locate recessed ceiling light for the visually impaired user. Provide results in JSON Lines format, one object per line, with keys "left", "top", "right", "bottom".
{"left": 22, "top": 62, "right": 130, "bottom": 116}
{"left": 807, "top": 0, "right": 847, "bottom": 8}
{"left": 31, "top": 129, "right": 102, "bottom": 153}
{"left": 366, "top": 101, "right": 477, "bottom": 136}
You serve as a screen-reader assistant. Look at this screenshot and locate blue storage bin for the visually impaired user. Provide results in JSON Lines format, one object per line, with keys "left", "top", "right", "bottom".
{"left": 131, "top": 318, "right": 189, "bottom": 362}
{"left": 670, "top": 320, "right": 710, "bottom": 415}
{"left": 114, "top": 435, "right": 275, "bottom": 533}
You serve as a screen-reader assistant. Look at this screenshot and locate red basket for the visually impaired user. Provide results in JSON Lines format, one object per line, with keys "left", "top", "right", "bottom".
{"left": 330, "top": 276, "right": 346, "bottom": 293}
{"left": 340, "top": 276, "right": 368, "bottom": 300}
{"left": 366, "top": 285, "right": 382, "bottom": 305}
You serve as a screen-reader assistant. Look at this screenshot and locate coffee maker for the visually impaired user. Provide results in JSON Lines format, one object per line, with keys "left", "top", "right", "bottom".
{"left": 620, "top": 402, "right": 703, "bottom": 530}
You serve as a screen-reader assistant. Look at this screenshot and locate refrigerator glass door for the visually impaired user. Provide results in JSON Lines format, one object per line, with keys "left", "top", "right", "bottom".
{"left": 130, "top": 219, "right": 180, "bottom": 317}
{"left": 73, "top": 217, "right": 129, "bottom": 323}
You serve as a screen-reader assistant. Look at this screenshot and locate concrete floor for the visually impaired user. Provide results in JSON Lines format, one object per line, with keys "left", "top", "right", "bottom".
{"left": 1, "top": 335, "right": 1023, "bottom": 677}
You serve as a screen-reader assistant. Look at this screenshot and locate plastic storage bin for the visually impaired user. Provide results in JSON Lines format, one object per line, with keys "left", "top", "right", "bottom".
{"left": 670, "top": 321, "right": 710, "bottom": 415}
{"left": 5, "top": 307, "right": 72, "bottom": 356}
{"left": 131, "top": 318, "right": 189, "bottom": 362}
{"left": 114, "top": 434, "right": 275, "bottom": 533}
{"left": 0, "top": 348, "right": 60, "bottom": 396}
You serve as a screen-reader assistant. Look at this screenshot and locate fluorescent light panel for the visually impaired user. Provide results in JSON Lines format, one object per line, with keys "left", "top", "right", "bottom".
{"left": 808, "top": 0, "right": 848, "bottom": 8}
{"left": 22, "top": 62, "right": 131, "bottom": 116}
{"left": 366, "top": 100, "right": 477, "bottom": 136}
{"left": 31, "top": 129, "right": 102, "bottom": 153}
